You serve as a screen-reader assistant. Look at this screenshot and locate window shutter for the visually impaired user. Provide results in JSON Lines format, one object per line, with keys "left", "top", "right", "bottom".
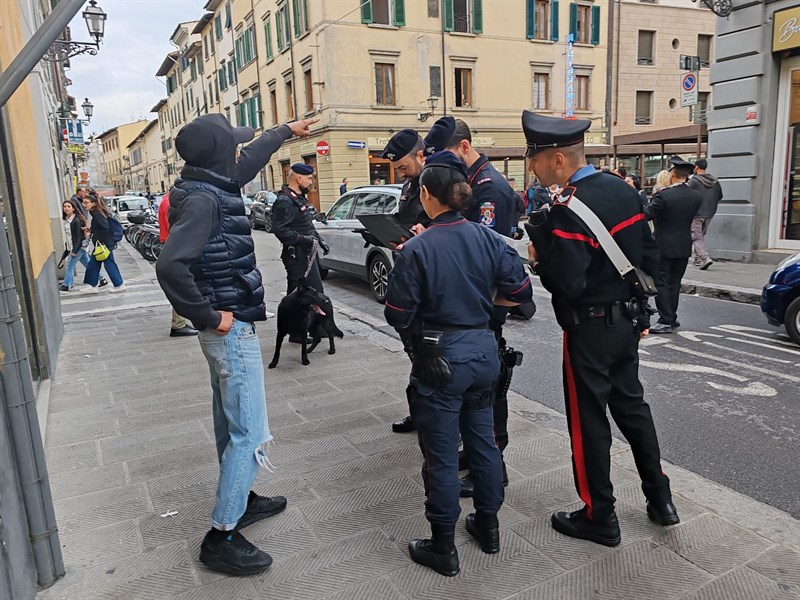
{"left": 292, "top": 0, "right": 300, "bottom": 37}
{"left": 472, "top": 0, "right": 483, "bottom": 34}
{"left": 569, "top": 2, "right": 578, "bottom": 38}
{"left": 256, "top": 94, "right": 262, "bottom": 128}
{"left": 526, "top": 0, "right": 535, "bottom": 39}
{"left": 276, "top": 13, "right": 284, "bottom": 51}
{"left": 550, "top": 0, "right": 559, "bottom": 41}
{"left": 443, "top": 0, "right": 454, "bottom": 31}
{"left": 235, "top": 38, "right": 242, "bottom": 70}
{"left": 265, "top": 21, "right": 273, "bottom": 60}
{"left": 394, "top": 0, "right": 406, "bottom": 27}
{"left": 361, "top": 0, "right": 373, "bottom": 24}
{"left": 590, "top": 5, "right": 600, "bottom": 45}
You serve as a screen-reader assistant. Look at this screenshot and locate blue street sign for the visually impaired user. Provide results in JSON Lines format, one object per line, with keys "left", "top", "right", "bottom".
{"left": 682, "top": 74, "right": 696, "bottom": 91}
{"left": 67, "top": 119, "right": 84, "bottom": 144}
{"left": 347, "top": 141, "right": 366, "bottom": 149}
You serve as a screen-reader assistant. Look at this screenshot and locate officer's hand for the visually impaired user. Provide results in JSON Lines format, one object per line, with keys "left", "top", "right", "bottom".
{"left": 410, "top": 223, "right": 426, "bottom": 235}
{"left": 527, "top": 242, "right": 538, "bottom": 261}
{"left": 640, "top": 328, "right": 650, "bottom": 339}
{"left": 389, "top": 236, "right": 409, "bottom": 251}
{"left": 319, "top": 240, "right": 330, "bottom": 255}
{"left": 301, "top": 235, "right": 316, "bottom": 246}
{"left": 215, "top": 310, "right": 234, "bottom": 335}
{"left": 287, "top": 118, "right": 319, "bottom": 138}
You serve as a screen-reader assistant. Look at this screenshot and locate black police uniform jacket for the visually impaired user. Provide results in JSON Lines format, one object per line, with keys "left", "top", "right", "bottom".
{"left": 644, "top": 183, "right": 702, "bottom": 259}
{"left": 534, "top": 172, "right": 660, "bottom": 329}
{"left": 396, "top": 177, "right": 431, "bottom": 229}
{"left": 272, "top": 185, "right": 321, "bottom": 246}
{"left": 465, "top": 155, "right": 517, "bottom": 238}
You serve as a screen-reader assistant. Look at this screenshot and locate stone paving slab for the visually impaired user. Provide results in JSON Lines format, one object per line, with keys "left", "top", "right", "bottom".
{"left": 39, "top": 270, "right": 800, "bottom": 599}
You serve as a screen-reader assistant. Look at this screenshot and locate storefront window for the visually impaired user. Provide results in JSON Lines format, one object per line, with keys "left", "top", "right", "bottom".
{"left": 783, "top": 70, "right": 800, "bottom": 240}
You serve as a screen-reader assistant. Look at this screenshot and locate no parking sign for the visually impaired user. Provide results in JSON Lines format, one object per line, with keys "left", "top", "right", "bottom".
{"left": 680, "top": 72, "right": 698, "bottom": 107}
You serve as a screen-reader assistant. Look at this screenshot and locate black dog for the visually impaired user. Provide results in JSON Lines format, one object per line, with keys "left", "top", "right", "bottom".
{"left": 269, "top": 278, "right": 328, "bottom": 368}
{"left": 307, "top": 292, "right": 343, "bottom": 355}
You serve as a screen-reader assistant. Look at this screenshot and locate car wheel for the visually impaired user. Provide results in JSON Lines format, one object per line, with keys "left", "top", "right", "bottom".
{"left": 368, "top": 253, "right": 390, "bottom": 304}
{"left": 264, "top": 213, "right": 273, "bottom": 233}
{"left": 319, "top": 267, "right": 329, "bottom": 280}
{"left": 785, "top": 297, "right": 800, "bottom": 345}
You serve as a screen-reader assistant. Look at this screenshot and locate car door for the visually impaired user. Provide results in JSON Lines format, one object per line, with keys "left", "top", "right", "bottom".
{"left": 343, "top": 192, "right": 393, "bottom": 268}
{"left": 315, "top": 193, "right": 357, "bottom": 270}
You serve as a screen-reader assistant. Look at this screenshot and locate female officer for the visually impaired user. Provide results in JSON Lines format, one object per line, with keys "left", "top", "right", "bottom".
{"left": 384, "top": 151, "right": 532, "bottom": 576}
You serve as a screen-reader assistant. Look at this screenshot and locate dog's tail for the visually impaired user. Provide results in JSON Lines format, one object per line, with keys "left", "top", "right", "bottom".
{"left": 329, "top": 316, "right": 344, "bottom": 338}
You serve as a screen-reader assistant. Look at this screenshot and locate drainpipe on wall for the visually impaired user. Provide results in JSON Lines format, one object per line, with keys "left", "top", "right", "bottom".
{"left": 605, "top": 0, "right": 615, "bottom": 149}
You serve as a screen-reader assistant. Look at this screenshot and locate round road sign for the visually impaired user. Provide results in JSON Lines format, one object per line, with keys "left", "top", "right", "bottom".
{"left": 682, "top": 73, "right": 696, "bottom": 91}
{"left": 316, "top": 140, "right": 330, "bottom": 156}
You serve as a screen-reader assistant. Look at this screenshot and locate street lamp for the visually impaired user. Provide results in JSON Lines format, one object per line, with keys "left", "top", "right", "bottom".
{"left": 43, "top": 0, "right": 107, "bottom": 62}
{"left": 81, "top": 98, "right": 94, "bottom": 122}
{"left": 417, "top": 95, "right": 440, "bottom": 122}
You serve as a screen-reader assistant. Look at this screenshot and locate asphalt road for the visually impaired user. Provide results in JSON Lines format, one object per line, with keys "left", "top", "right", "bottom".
{"left": 253, "top": 231, "right": 800, "bottom": 519}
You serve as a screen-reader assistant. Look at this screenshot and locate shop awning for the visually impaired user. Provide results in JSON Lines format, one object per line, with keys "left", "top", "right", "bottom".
{"left": 613, "top": 124, "right": 707, "bottom": 147}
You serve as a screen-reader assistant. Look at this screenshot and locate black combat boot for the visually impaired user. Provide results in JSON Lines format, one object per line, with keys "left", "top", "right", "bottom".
{"left": 465, "top": 511, "right": 500, "bottom": 554}
{"left": 551, "top": 507, "right": 621, "bottom": 547}
{"left": 408, "top": 523, "right": 459, "bottom": 576}
{"left": 392, "top": 415, "right": 416, "bottom": 433}
{"left": 646, "top": 499, "right": 680, "bottom": 526}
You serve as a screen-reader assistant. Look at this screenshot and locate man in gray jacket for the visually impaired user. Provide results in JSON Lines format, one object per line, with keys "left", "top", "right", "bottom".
{"left": 687, "top": 159, "right": 723, "bottom": 270}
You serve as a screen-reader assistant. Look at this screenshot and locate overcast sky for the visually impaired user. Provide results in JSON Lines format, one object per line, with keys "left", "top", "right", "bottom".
{"left": 66, "top": 0, "right": 204, "bottom": 135}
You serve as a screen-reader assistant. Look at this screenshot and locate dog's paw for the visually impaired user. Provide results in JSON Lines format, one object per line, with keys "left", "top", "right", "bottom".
{"left": 328, "top": 349, "right": 336, "bottom": 355}
{"left": 268, "top": 362, "right": 277, "bottom": 369}
{"left": 302, "top": 359, "right": 310, "bottom": 366}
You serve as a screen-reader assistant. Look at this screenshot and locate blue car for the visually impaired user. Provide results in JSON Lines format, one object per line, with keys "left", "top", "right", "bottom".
{"left": 761, "top": 252, "right": 800, "bottom": 345}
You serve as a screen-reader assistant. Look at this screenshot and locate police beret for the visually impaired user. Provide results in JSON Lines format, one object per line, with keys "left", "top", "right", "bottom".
{"left": 423, "top": 116, "right": 456, "bottom": 156}
{"left": 668, "top": 156, "right": 694, "bottom": 170}
{"left": 423, "top": 150, "right": 468, "bottom": 178}
{"left": 381, "top": 129, "right": 420, "bottom": 161}
{"left": 521, "top": 110, "right": 591, "bottom": 157}
{"left": 291, "top": 163, "right": 314, "bottom": 175}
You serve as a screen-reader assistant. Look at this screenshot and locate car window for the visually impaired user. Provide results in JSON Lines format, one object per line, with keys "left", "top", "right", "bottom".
{"left": 382, "top": 194, "right": 398, "bottom": 213}
{"left": 327, "top": 194, "right": 356, "bottom": 220}
{"left": 119, "top": 202, "right": 129, "bottom": 211}
{"left": 352, "top": 193, "right": 388, "bottom": 217}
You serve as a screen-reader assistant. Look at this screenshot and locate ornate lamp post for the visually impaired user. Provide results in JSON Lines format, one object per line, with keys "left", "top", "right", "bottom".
{"left": 43, "top": 0, "right": 107, "bottom": 62}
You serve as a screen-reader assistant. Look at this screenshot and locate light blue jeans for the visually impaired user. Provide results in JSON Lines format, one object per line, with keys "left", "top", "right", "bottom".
{"left": 63, "top": 248, "right": 89, "bottom": 288}
{"left": 198, "top": 319, "right": 272, "bottom": 530}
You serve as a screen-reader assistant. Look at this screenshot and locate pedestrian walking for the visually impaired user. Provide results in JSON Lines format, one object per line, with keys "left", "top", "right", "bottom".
{"left": 384, "top": 150, "right": 532, "bottom": 576}
{"left": 59, "top": 200, "right": 89, "bottom": 292}
{"left": 80, "top": 195, "right": 125, "bottom": 293}
{"left": 645, "top": 156, "right": 703, "bottom": 334}
{"left": 423, "top": 116, "right": 526, "bottom": 496}
{"left": 156, "top": 113, "right": 317, "bottom": 576}
{"left": 687, "top": 158, "right": 723, "bottom": 270}
{"left": 652, "top": 169, "right": 671, "bottom": 195}
{"left": 381, "top": 128, "right": 431, "bottom": 435}
{"left": 68, "top": 187, "right": 89, "bottom": 218}
{"left": 157, "top": 192, "right": 198, "bottom": 338}
{"left": 624, "top": 174, "right": 649, "bottom": 211}
{"left": 523, "top": 111, "right": 679, "bottom": 548}
{"left": 339, "top": 178, "right": 348, "bottom": 196}
{"left": 272, "top": 163, "right": 329, "bottom": 298}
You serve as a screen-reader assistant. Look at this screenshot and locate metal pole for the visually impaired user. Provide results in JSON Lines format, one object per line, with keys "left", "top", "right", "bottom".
{"left": 697, "top": 126, "right": 703, "bottom": 160}
{"left": 0, "top": 111, "right": 64, "bottom": 589}
{"left": 0, "top": 0, "right": 87, "bottom": 108}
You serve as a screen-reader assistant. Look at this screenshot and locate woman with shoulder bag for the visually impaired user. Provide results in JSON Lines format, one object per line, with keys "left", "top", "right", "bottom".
{"left": 80, "top": 195, "right": 125, "bottom": 293}
{"left": 60, "top": 201, "right": 91, "bottom": 292}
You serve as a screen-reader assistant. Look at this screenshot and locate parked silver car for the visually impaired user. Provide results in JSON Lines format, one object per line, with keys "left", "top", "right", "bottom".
{"left": 313, "top": 185, "right": 402, "bottom": 303}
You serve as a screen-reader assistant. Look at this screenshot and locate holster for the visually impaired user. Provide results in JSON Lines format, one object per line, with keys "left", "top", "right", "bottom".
{"left": 494, "top": 338, "right": 523, "bottom": 404}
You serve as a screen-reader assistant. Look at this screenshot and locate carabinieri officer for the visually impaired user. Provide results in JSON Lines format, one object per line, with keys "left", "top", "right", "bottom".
{"left": 272, "top": 162, "right": 329, "bottom": 295}
{"left": 523, "top": 111, "right": 679, "bottom": 548}
{"left": 384, "top": 151, "right": 532, "bottom": 577}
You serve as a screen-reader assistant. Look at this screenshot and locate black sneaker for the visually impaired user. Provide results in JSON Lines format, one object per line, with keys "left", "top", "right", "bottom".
{"left": 236, "top": 491, "right": 287, "bottom": 529}
{"left": 551, "top": 507, "right": 621, "bottom": 547}
{"left": 199, "top": 529, "right": 272, "bottom": 576}
{"left": 392, "top": 415, "right": 415, "bottom": 433}
{"left": 98, "top": 278, "right": 109, "bottom": 288}
{"left": 59, "top": 285, "right": 70, "bottom": 292}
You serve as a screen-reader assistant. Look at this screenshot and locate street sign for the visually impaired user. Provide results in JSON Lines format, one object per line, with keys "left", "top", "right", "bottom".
{"left": 679, "top": 54, "right": 701, "bottom": 72}
{"left": 316, "top": 140, "right": 330, "bottom": 155}
{"left": 680, "top": 72, "right": 698, "bottom": 108}
{"left": 66, "top": 143, "right": 84, "bottom": 154}
{"left": 66, "top": 119, "right": 84, "bottom": 144}
{"left": 347, "top": 141, "right": 366, "bottom": 149}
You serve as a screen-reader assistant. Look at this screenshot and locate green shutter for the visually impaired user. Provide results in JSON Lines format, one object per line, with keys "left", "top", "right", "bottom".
{"left": 394, "top": 0, "right": 406, "bottom": 26}
{"left": 292, "top": 0, "right": 300, "bottom": 37}
{"left": 256, "top": 94, "right": 262, "bottom": 128}
{"left": 276, "top": 12, "right": 284, "bottom": 51}
{"left": 550, "top": 0, "right": 559, "bottom": 41}
{"left": 361, "top": 0, "right": 373, "bottom": 24}
{"left": 590, "top": 5, "right": 600, "bottom": 45}
{"left": 443, "top": 0, "right": 454, "bottom": 31}
{"left": 235, "top": 38, "right": 242, "bottom": 70}
{"left": 265, "top": 21, "right": 273, "bottom": 60}
{"left": 472, "top": 0, "right": 483, "bottom": 34}
{"left": 569, "top": 2, "right": 577, "bottom": 38}
{"left": 526, "top": 0, "right": 535, "bottom": 39}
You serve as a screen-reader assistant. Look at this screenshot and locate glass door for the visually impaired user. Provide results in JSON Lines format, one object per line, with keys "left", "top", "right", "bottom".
{"left": 785, "top": 124, "right": 800, "bottom": 241}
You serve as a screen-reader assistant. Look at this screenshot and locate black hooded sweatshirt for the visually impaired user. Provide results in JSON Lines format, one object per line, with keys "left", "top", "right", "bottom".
{"left": 156, "top": 114, "right": 291, "bottom": 330}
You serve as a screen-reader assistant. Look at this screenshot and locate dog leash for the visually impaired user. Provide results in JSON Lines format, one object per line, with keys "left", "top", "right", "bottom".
{"left": 304, "top": 238, "right": 319, "bottom": 278}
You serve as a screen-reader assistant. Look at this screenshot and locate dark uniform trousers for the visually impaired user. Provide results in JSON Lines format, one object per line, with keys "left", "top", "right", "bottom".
{"left": 563, "top": 317, "right": 670, "bottom": 521}
{"left": 655, "top": 257, "right": 688, "bottom": 326}
{"left": 409, "top": 330, "right": 504, "bottom": 525}
{"left": 281, "top": 246, "right": 324, "bottom": 295}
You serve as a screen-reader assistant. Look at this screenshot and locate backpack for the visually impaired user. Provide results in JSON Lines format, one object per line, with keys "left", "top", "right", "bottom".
{"left": 108, "top": 216, "right": 124, "bottom": 246}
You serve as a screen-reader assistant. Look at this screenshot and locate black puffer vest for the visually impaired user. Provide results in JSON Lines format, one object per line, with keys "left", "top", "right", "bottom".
{"left": 171, "top": 175, "right": 266, "bottom": 323}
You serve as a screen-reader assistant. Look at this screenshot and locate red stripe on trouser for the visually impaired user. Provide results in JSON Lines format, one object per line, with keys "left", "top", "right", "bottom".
{"left": 563, "top": 332, "right": 593, "bottom": 519}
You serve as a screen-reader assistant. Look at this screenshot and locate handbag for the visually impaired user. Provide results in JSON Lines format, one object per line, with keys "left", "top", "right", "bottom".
{"left": 554, "top": 188, "right": 658, "bottom": 298}
{"left": 92, "top": 241, "right": 111, "bottom": 262}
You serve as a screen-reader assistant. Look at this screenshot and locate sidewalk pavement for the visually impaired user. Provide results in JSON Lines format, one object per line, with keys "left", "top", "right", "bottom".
{"left": 38, "top": 241, "right": 800, "bottom": 600}
{"left": 681, "top": 260, "right": 780, "bottom": 305}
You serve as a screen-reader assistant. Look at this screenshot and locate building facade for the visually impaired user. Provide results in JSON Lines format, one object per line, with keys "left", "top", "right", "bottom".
{"left": 708, "top": 0, "right": 800, "bottom": 260}
{"left": 98, "top": 120, "right": 149, "bottom": 194}
{"left": 125, "top": 120, "right": 162, "bottom": 195}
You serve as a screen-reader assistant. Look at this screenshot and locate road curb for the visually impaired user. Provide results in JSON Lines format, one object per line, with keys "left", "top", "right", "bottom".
{"left": 681, "top": 279, "right": 762, "bottom": 305}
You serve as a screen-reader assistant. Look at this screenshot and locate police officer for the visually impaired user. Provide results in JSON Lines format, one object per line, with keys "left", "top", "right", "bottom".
{"left": 385, "top": 151, "right": 532, "bottom": 576}
{"left": 645, "top": 156, "right": 702, "bottom": 334}
{"left": 523, "top": 111, "right": 679, "bottom": 547}
{"left": 424, "top": 116, "right": 525, "bottom": 497}
{"left": 272, "top": 163, "right": 329, "bottom": 297}
{"left": 381, "top": 129, "right": 432, "bottom": 434}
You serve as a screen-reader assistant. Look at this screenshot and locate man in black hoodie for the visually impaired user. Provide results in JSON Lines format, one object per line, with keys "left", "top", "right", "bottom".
{"left": 688, "top": 159, "right": 723, "bottom": 270}
{"left": 156, "top": 113, "right": 316, "bottom": 576}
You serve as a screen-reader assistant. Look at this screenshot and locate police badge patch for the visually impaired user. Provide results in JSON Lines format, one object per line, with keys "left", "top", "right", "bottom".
{"left": 480, "top": 202, "right": 496, "bottom": 227}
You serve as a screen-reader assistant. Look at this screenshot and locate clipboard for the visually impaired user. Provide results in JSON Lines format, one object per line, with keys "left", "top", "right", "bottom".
{"left": 356, "top": 214, "right": 414, "bottom": 248}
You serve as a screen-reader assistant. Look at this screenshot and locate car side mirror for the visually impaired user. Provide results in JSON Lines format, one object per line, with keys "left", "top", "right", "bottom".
{"left": 315, "top": 212, "right": 327, "bottom": 223}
